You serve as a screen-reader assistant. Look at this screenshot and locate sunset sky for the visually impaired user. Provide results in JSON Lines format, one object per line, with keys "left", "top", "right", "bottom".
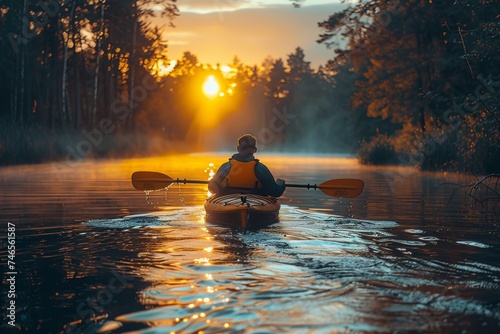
{"left": 154, "top": 0, "right": 346, "bottom": 68}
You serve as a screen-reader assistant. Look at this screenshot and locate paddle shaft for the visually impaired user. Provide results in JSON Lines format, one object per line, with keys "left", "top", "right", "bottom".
{"left": 142, "top": 178, "right": 346, "bottom": 190}
{"left": 132, "top": 171, "right": 364, "bottom": 198}
{"left": 178, "top": 180, "right": 330, "bottom": 191}
{"left": 172, "top": 178, "right": 209, "bottom": 185}
{"left": 286, "top": 183, "right": 320, "bottom": 189}
{"left": 286, "top": 183, "right": 361, "bottom": 190}
{"left": 142, "top": 178, "right": 320, "bottom": 188}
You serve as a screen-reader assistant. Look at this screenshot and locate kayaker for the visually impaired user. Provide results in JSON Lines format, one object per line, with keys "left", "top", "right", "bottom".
{"left": 208, "top": 134, "right": 286, "bottom": 197}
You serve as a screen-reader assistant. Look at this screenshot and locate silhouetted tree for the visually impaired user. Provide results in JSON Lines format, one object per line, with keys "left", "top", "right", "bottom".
{"left": 264, "top": 58, "right": 288, "bottom": 105}
{"left": 317, "top": 0, "right": 500, "bottom": 173}
{"left": 0, "top": 0, "right": 178, "bottom": 164}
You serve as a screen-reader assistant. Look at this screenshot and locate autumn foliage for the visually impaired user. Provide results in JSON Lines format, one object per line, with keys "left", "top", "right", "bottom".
{"left": 318, "top": 0, "right": 500, "bottom": 174}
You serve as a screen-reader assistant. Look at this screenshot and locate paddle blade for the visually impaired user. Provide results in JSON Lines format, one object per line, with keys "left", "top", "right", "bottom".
{"left": 317, "top": 179, "right": 364, "bottom": 198}
{"left": 131, "top": 171, "right": 174, "bottom": 191}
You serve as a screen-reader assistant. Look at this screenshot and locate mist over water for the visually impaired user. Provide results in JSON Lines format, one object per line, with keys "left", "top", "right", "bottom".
{"left": 197, "top": 104, "right": 355, "bottom": 154}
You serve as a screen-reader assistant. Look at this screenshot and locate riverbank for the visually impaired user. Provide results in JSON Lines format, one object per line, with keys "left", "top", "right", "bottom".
{"left": 0, "top": 123, "right": 192, "bottom": 167}
{"left": 2, "top": 122, "right": 499, "bottom": 178}
{"left": 357, "top": 131, "right": 500, "bottom": 175}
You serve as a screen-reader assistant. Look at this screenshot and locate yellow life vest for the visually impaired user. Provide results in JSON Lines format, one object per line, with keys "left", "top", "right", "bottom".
{"left": 222, "top": 160, "right": 262, "bottom": 190}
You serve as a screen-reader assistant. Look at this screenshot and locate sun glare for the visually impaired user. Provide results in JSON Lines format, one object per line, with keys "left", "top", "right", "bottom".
{"left": 202, "top": 75, "right": 220, "bottom": 99}
{"left": 152, "top": 59, "right": 177, "bottom": 77}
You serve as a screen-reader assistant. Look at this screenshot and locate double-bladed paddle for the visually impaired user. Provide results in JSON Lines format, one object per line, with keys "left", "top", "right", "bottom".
{"left": 132, "top": 171, "right": 364, "bottom": 198}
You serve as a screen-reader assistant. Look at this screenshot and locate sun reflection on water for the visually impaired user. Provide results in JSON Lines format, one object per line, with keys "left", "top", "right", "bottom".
{"left": 117, "top": 210, "right": 246, "bottom": 332}
{"left": 205, "top": 162, "right": 216, "bottom": 197}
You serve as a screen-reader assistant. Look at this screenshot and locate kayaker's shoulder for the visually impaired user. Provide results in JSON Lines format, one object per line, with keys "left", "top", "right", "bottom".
{"left": 254, "top": 160, "right": 271, "bottom": 172}
{"left": 219, "top": 160, "right": 231, "bottom": 169}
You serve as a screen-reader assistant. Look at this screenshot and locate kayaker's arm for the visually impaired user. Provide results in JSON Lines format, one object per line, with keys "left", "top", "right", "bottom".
{"left": 255, "top": 163, "right": 286, "bottom": 197}
{"left": 208, "top": 162, "right": 231, "bottom": 195}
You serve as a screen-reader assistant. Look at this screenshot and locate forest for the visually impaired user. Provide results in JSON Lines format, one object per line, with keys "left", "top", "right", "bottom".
{"left": 0, "top": 0, "right": 499, "bottom": 175}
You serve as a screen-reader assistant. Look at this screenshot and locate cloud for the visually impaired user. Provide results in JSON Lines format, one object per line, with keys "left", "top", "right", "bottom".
{"left": 176, "top": 0, "right": 343, "bottom": 14}
{"left": 163, "top": 31, "right": 196, "bottom": 45}
{"left": 177, "top": 0, "right": 260, "bottom": 14}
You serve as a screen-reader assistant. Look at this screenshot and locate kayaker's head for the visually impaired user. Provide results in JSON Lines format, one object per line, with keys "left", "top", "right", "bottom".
{"left": 237, "top": 134, "right": 257, "bottom": 156}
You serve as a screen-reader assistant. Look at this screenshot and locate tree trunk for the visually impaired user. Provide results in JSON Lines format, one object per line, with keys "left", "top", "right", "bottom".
{"left": 92, "top": 1, "right": 105, "bottom": 127}
{"left": 74, "top": 52, "right": 82, "bottom": 129}
{"left": 127, "top": 18, "right": 138, "bottom": 131}
{"left": 16, "top": 0, "right": 28, "bottom": 125}
{"left": 61, "top": 0, "right": 76, "bottom": 129}
{"left": 72, "top": 9, "right": 82, "bottom": 129}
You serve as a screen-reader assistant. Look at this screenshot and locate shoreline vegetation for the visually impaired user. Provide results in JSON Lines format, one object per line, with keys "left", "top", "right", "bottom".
{"left": 1, "top": 1, "right": 498, "bottom": 175}
{"left": 1, "top": 120, "right": 497, "bottom": 177}
{"left": 0, "top": 122, "right": 193, "bottom": 167}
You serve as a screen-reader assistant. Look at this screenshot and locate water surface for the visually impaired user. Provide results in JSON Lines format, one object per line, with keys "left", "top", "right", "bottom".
{"left": 1, "top": 153, "right": 499, "bottom": 333}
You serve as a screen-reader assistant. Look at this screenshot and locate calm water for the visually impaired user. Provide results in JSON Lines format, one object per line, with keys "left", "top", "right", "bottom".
{"left": 1, "top": 153, "right": 499, "bottom": 334}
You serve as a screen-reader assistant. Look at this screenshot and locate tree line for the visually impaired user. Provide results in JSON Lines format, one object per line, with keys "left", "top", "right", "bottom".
{"left": 0, "top": 0, "right": 178, "bottom": 163}
{"left": 1, "top": 0, "right": 499, "bottom": 175}
{"left": 1, "top": 0, "right": 179, "bottom": 130}
{"left": 0, "top": 0, "right": 361, "bottom": 164}
{"left": 315, "top": 0, "right": 499, "bottom": 174}
{"left": 138, "top": 48, "right": 359, "bottom": 153}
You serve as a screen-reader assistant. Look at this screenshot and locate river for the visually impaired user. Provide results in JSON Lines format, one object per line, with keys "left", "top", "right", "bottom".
{"left": 0, "top": 153, "right": 499, "bottom": 333}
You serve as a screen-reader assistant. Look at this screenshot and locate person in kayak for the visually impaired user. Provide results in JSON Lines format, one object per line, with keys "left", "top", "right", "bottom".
{"left": 208, "top": 134, "right": 286, "bottom": 197}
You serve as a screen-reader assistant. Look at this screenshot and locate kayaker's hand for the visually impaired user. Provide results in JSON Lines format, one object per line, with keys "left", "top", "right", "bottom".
{"left": 276, "top": 178, "right": 285, "bottom": 187}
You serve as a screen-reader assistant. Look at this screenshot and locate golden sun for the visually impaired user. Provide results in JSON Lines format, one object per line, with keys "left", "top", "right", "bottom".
{"left": 202, "top": 75, "right": 220, "bottom": 98}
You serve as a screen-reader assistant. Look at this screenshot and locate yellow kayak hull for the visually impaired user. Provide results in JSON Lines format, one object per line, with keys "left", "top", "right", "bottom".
{"left": 204, "top": 194, "right": 280, "bottom": 229}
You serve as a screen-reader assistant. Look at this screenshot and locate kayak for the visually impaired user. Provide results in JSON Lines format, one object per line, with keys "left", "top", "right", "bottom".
{"left": 205, "top": 194, "right": 280, "bottom": 228}
{"left": 132, "top": 172, "right": 364, "bottom": 228}
{"left": 204, "top": 193, "right": 280, "bottom": 229}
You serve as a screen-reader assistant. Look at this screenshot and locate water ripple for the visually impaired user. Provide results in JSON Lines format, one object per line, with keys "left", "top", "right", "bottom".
{"left": 6, "top": 205, "right": 499, "bottom": 333}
